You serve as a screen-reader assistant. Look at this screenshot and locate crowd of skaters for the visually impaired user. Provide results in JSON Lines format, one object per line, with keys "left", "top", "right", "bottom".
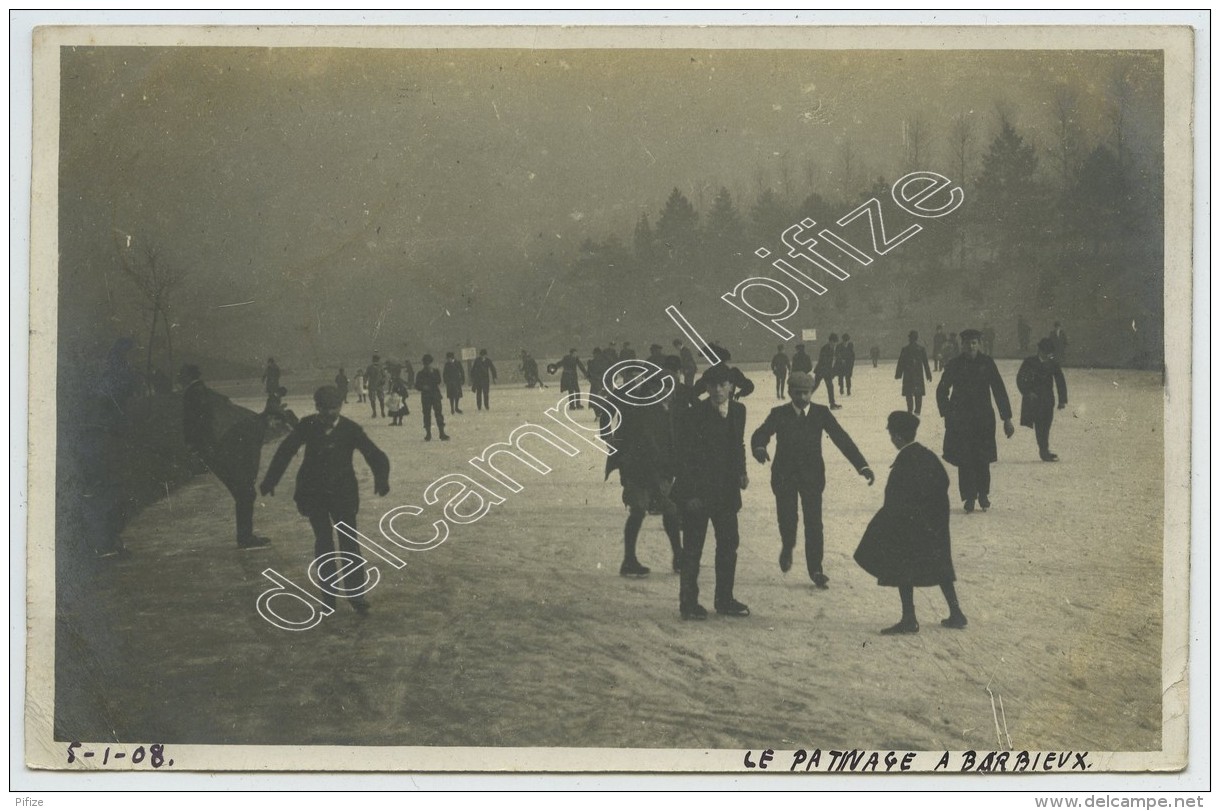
{"left": 90, "top": 315, "right": 1071, "bottom": 632}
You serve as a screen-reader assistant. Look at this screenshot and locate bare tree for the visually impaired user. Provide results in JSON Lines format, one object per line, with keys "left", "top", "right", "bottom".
{"left": 838, "top": 140, "right": 855, "bottom": 201}
{"left": 1107, "top": 67, "right": 1133, "bottom": 173}
{"left": 902, "top": 112, "right": 932, "bottom": 173}
{"left": 948, "top": 112, "right": 975, "bottom": 185}
{"left": 112, "top": 232, "right": 186, "bottom": 391}
{"left": 948, "top": 112, "right": 976, "bottom": 269}
{"left": 803, "top": 157, "right": 822, "bottom": 194}
{"left": 1050, "top": 86, "right": 1081, "bottom": 192}
{"left": 777, "top": 152, "right": 793, "bottom": 201}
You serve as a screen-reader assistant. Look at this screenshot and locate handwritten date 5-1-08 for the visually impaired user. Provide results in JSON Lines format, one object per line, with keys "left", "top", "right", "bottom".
{"left": 65, "top": 742, "right": 173, "bottom": 768}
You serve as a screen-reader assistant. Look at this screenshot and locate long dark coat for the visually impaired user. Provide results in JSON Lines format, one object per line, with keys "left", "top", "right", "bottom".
{"left": 443, "top": 359, "right": 465, "bottom": 400}
{"left": 673, "top": 398, "right": 747, "bottom": 513}
{"left": 854, "top": 442, "right": 954, "bottom": 587}
{"left": 895, "top": 343, "right": 932, "bottom": 397}
{"left": 936, "top": 353, "right": 1012, "bottom": 467}
{"left": 1016, "top": 355, "right": 1068, "bottom": 427}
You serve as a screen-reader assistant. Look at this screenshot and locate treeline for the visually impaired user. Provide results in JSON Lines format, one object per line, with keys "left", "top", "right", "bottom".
{"left": 554, "top": 104, "right": 1164, "bottom": 368}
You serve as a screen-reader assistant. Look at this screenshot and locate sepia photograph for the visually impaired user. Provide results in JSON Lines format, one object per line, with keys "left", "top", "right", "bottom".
{"left": 17, "top": 13, "right": 1202, "bottom": 788}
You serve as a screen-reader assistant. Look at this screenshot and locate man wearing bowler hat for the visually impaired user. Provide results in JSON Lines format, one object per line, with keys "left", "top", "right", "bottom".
{"left": 259, "top": 386, "right": 390, "bottom": 615}
{"left": 673, "top": 364, "right": 751, "bottom": 620}
{"left": 751, "top": 371, "right": 874, "bottom": 589}
{"left": 854, "top": 411, "right": 966, "bottom": 634}
{"left": 936, "top": 328, "right": 1014, "bottom": 513}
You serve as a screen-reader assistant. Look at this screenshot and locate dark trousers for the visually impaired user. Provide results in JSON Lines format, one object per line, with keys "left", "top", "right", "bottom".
{"left": 957, "top": 461, "right": 992, "bottom": 502}
{"left": 306, "top": 508, "right": 366, "bottom": 607}
{"left": 564, "top": 383, "right": 583, "bottom": 408}
{"left": 474, "top": 383, "right": 490, "bottom": 410}
{"left": 201, "top": 447, "right": 256, "bottom": 543}
{"left": 812, "top": 372, "right": 837, "bottom": 407}
{"left": 905, "top": 394, "right": 924, "bottom": 414}
{"left": 680, "top": 506, "right": 740, "bottom": 610}
{"left": 1034, "top": 410, "right": 1055, "bottom": 454}
{"left": 837, "top": 368, "right": 853, "bottom": 395}
{"left": 774, "top": 373, "right": 787, "bottom": 399}
{"left": 624, "top": 508, "right": 682, "bottom": 562}
{"left": 370, "top": 387, "right": 385, "bottom": 417}
{"left": 422, "top": 396, "right": 445, "bottom": 433}
{"left": 773, "top": 478, "right": 825, "bottom": 578}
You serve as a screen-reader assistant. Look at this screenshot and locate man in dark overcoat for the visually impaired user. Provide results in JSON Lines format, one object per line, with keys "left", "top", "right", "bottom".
{"left": 556, "top": 348, "right": 588, "bottom": 409}
{"left": 470, "top": 349, "right": 498, "bottom": 411}
{"left": 443, "top": 351, "right": 466, "bottom": 415}
{"left": 1017, "top": 337, "right": 1069, "bottom": 462}
{"left": 895, "top": 330, "right": 933, "bottom": 415}
{"left": 1050, "top": 321, "right": 1069, "bottom": 364}
{"left": 180, "top": 364, "right": 271, "bottom": 551}
{"left": 791, "top": 344, "right": 813, "bottom": 374}
{"left": 260, "top": 386, "right": 389, "bottom": 614}
{"left": 261, "top": 357, "right": 281, "bottom": 396}
{"left": 935, "top": 328, "right": 1014, "bottom": 513}
{"left": 673, "top": 365, "right": 750, "bottom": 620}
{"left": 751, "top": 371, "right": 874, "bottom": 589}
{"left": 811, "top": 333, "right": 840, "bottom": 409}
{"left": 854, "top": 411, "right": 966, "bottom": 634}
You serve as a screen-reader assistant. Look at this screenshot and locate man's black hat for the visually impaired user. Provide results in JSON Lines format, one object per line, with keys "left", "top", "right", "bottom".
{"left": 886, "top": 410, "right": 920, "bottom": 437}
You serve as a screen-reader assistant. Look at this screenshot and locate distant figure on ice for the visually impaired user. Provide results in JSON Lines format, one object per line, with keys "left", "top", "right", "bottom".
{"left": 936, "top": 328, "right": 1014, "bottom": 514}
{"left": 770, "top": 344, "right": 790, "bottom": 400}
{"left": 940, "top": 332, "right": 960, "bottom": 368}
{"left": 1017, "top": 338, "right": 1069, "bottom": 462}
{"left": 647, "top": 344, "right": 666, "bottom": 366}
{"left": 791, "top": 344, "right": 813, "bottom": 375}
{"left": 353, "top": 368, "right": 366, "bottom": 403}
{"left": 180, "top": 364, "right": 271, "bottom": 551}
{"left": 335, "top": 367, "right": 349, "bottom": 404}
{"left": 443, "top": 351, "right": 465, "bottom": 415}
{"left": 836, "top": 333, "right": 856, "bottom": 397}
{"left": 895, "top": 330, "right": 933, "bottom": 415}
{"left": 259, "top": 385, "right": 390, "bottom": 616}
{"left": 586, "top": 348, "right": 609, "bottom": 401}
{"left": 619, "top": 341, "right": 638, "bottom": 362}
{"left": 520, "top": 350, "right": 544, "bottom": 389}
{"left": 982, "top": 325, "right": 996, "bottom": 357}
{"left": 366, "top": 354, "right": 387, "bottom": 419}
{"left": 261, "top": 357, "right": 281, "bottom": 396}
{"left": 674, "top": 338, "right": 698, "bottom": 387}
{"left": 751, "top": 371, "right": 874, "bottom": 590}
{"left": 932, "top": 325, "right": 946, "bottom": 372}
{"left": 470, "top": 349, "right": 498, "bottom": 411}
{"left": 870, "top": 345, "right": 881, "bottom": 368}
{"left": 556, "top": 348, "right": 588, "bottom": 409}
{"left": 415, "top": 355, "right": 449, "bottom": 441}
{"left": 1017, "top": 315, "right": 1032, "bottom": 354}
{"left": 387, "top": 378, "right": 411, "bottom": 426}
{"left": 811, "top": 333, "right": 840, "bottom": 410}
{"left": 854, "top": 411, "right": 966, "bottom": 635}
{"left": 1049, "top": 321, "right": 1069, "bottom": 364}
{"left": 675, "top": 365, "right": 751, "bottom": 620}
{"left": 606, "top": 370, "right": 684, "bottom": 578}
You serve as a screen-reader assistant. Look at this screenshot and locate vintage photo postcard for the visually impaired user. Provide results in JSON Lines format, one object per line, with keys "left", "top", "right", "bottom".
{"left": 22, "top": 20, "right": 1197, "bottom": 780}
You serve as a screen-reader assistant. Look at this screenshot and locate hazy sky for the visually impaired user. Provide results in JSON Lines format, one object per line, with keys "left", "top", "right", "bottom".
{"left": 57, "top": 46, "right": 1163, "bottom": 364}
